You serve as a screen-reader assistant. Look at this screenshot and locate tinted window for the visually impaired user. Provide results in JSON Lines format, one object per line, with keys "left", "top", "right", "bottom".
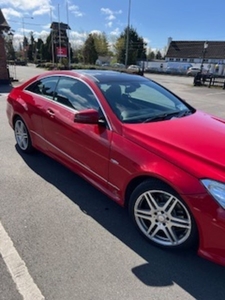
{"left": 98, "top": 79, "right": 193, "bottom": 123}
{"left": 26, "top": 76, "right": 59, "bottom": 100}
{"left": 55, "top": 77, "right": 99, "bottom": 111}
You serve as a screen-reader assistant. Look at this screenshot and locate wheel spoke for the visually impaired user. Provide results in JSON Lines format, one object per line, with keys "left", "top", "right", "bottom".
{"left": 146, "top": 221, "right": 158, "bottom": 235}
{"left": 18, "top": 122, "right": 23, "bottom": 133}
{"left": 135, "top": 208, "right": 152, "bottom": 221}
{"left": 21, "top": 137, "right": 28, "bottom": 148}
{"left": 163, "top": 196, "right": 178, "bottom": 213}
{"left": 163, "top": 226, "right": 179, "bottom": 243}
{"left": 170, "top": 216, "right": 191, "bottom": 229}
{"left": 149, "top": 224, "right": 160, "bottom": 237}
{"left": 145, "top": 192, "right": 158, "bottom": 210}
{"left": 22, "top": 132, "right": 28, "bottom": 142}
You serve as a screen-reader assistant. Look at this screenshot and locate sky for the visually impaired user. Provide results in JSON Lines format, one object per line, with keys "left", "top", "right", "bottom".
{"left": 2, "top": 0, "right": 225, "bottom": 53}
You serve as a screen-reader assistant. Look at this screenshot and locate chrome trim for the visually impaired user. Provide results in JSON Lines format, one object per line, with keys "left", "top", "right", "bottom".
{"left": 110, "top": 158, "right": 119, "bottom": 165}
{"left": 107, "top": 181, "right": 120, "bottom": 191}
{"left": 25, "top": 74, "right": 113, "bottom": 130}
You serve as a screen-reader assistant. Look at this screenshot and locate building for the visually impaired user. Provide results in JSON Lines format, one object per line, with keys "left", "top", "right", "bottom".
{"left": 0, "top": 9, "right": 10, "bottom": 84}
{"left": 165, "top": 38, "right": 225, "bottom": 75}
{"left": 50, "top": 22, "right": 70, "bottom": 64}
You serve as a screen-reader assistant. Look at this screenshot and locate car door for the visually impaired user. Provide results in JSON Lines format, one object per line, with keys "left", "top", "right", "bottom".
{"left": 42, "top": 76, "right": 112, "bottom": 190}
{"left": 25, "top": 76, "right": 60, "bottom": 151}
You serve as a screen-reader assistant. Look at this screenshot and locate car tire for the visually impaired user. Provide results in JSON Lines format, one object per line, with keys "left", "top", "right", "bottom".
{"left": 129, "top": 179, "right": 198, "bottom": 250}
{"left": 14, "top": 117, "right": 33, "bottom": 153}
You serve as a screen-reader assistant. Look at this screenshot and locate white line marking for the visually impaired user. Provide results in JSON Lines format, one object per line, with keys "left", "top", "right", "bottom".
{"left": 205, "top": 92, "right": 225, "bottom": 96}
{"left": 0, "top": 221, "right": 45, "bottom": 300}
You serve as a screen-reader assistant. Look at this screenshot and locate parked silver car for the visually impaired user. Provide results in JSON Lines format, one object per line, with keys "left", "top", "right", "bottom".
{"left": 187, "top": 67, "right": 205, "bottom": 76}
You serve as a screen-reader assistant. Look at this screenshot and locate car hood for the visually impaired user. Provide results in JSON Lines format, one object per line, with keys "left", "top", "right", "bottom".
{"left": 123, "top": 111, "right": 225, "bottom": 180}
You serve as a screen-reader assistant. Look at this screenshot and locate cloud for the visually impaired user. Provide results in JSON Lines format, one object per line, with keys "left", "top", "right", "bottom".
{"left": 42, "top": 23, "right": 51, "bottom": 30}
{"left": 69, "top": 5, "right": 84, "bottom": 17}
{"left": 69, "top": 30, "right": 87, "bottom": 48}
{"left": 90, "top": 30, "right": 102, "bottom": 35}
{"left": 110, "top": 28, "right": 121, "bottom": 36}
{"left": 0, "top": 0, "right": 51, "bottom": 11}
{"left": 101, "top": 7, "right": 122, "bottom": 27}
{"left": 106, "top": 22, "right": 113, "bottom": 28}
{"left": 144, "top": 37, "right": 150, "bottom": 45}
{"left": 33, "top": 6, "right": 52, "bottom": 16}
{"left": 0, "top": 0, "right": 53, "bottom": 25}
{"left": 2, "top": 7, "right": 22, "bottom": 19}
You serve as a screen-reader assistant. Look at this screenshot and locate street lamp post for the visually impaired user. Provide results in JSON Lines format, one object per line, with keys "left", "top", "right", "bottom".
{"left": 200, "top": 41, "right": 208, "bottom": 73}
{"left": 125, "top": 0, "right": 131, "bottom": 68}
{"left": 22, "top": 16, "right": 34, "bottom": 63}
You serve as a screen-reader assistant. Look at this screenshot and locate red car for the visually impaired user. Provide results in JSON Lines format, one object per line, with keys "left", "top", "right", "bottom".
{"left": 6, "top": 70, "right": 225, "bottom": 266}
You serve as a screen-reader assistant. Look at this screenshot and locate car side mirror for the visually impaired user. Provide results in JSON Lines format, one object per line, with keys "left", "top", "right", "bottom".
{"left": 74, "top": 109, "right": 100, "bottom": 124}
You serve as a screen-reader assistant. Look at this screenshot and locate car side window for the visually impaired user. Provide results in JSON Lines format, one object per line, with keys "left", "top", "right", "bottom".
{"left": 55, "top": 77, "right": 99, "bottom": 111}
{"left": 26, "top": 76, "right": 59, "bottom": 100}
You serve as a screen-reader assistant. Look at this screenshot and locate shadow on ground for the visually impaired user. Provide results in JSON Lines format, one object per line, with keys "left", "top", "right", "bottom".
{"left": 17, "top": 148, "right": 225, "bottom": 300}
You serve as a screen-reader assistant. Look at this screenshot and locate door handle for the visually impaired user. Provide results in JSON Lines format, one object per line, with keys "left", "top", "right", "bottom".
{"left": 47, "top": 109, "right": 55, "bottom": 118}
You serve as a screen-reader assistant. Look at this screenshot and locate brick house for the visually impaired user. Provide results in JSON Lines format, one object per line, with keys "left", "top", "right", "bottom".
{"left": 165, "top": 38, "right": 225, "bottom": 75}
{"left": 0, "top": 9, "right": 10, "bottom": 84}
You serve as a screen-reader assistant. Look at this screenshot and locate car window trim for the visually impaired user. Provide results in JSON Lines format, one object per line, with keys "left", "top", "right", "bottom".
{"left": 25, "top": 74, "right": 113, "bottom": 131}
{"left": 56, "top": 75, "right": 112, "bottom": 131}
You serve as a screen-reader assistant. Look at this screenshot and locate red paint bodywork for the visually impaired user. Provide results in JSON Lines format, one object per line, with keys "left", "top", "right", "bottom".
{"left": 6, "top": 70, "right": 225, "bottom": 266}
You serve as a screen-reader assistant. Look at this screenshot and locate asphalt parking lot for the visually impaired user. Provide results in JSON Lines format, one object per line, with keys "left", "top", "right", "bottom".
{"left": 1, "top": 65, "right": 225, "bottom": 300}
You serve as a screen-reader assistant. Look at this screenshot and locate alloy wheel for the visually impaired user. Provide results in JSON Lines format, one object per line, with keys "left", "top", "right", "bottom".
{"left": 133, "top": 189, "right": 192, "bottom": 247}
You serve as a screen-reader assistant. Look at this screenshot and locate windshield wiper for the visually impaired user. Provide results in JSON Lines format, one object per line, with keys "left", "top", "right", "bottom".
{"left": 177, "top": 109, "right": 192, "bottom": 117}
{"left": 143, "top": 109, "right": 192, "bottom": 123}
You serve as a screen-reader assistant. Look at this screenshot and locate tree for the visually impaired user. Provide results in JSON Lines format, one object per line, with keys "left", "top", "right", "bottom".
{"left": 83, "top": 34, "right": 98, "bottom": 64}
{"left": 4, "top": 34, "right": 16, "bottom": 61}
{"left": 147, "top": 50, "right": 155, "bottom": 60}
{"left": 92, "top": 32, "right": 109, "bottom": 56}
{"left": 114, "top": 26, "right": 146, "bottom": 65}
{"left": 73, "top": 46, "right": 84, "bottom": 63}
{"left": 156, "top": 50, "right": 162, "bottom": 60}
{"left": 46, "top": 34, "right": 53, "bottom": 61}
{"left": 41, "top": 42, "right": 51, "bottom": 61}
{"left": 36, "top": 38, "right": 44, "bottom": 61}
{"left": 23, "top": 36, "right": 28, "bottom": 49}
{"left": 27, "top": 32, "right": 35, "bottom": 61}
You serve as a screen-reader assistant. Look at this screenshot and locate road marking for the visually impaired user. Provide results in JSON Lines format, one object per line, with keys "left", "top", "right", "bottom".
{"left": 0, "top": 221, "right": 45, "bottom": 300}
{"left": 205, "top": 91, "right": 225, "bottom": 96}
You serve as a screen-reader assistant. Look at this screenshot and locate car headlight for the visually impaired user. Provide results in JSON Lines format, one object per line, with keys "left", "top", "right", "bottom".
{"left": 201, "top": 179, "right": 225, "bottom": 209}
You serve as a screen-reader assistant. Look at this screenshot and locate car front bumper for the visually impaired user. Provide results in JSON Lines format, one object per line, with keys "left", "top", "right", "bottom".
{"left": 183, "top": 193, "right": 225, "bottom": 266}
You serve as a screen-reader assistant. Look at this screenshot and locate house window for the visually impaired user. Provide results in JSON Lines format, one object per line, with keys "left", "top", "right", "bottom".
{"left": 182, "top": 59, "right": 187, "bottom": 62}
{"left": 169, "top": 58, "right": 174, "bottom": 61}
{"left": 189, "top": 59, "right": 194, "bottom": 63}
{"left": 175, "top": 58, "right": 180, "bottom": 61}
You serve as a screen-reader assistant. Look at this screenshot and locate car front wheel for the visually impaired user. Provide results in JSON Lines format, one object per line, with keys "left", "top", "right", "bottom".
{"left": 14, "top": 117, "right": 33, "bottom": 153}
{"left": 129, "top": 179, "right": 198, "bottom": 249}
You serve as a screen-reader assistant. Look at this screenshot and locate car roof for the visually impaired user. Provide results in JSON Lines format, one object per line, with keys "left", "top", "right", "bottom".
{"left": 19, "top": 69, "right": 149, "bottom": 90}
{"left": 71, "top": 69, "right": 146, "bottom": 84}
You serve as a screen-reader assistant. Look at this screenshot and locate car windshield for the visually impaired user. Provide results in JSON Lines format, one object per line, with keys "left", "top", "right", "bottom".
{"left": 98, "top": 78, "right": 194, "bottom": 123}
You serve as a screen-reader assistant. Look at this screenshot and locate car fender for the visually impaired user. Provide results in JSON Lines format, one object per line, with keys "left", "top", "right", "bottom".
{"left": 108, "top": 133, "right": 205, "bottom": 207}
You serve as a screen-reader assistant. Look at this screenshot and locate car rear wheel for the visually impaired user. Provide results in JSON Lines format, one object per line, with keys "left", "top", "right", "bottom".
{"left": 14, "top": 117, "right": 33, "bottom": 153}
{"left": 129, "top": 179, "right": 198, "bottom": 249}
